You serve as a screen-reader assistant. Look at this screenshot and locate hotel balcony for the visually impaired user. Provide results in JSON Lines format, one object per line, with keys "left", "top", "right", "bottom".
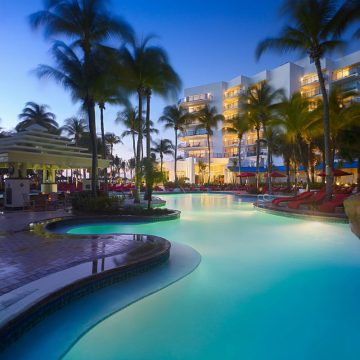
{"left": 223, "top": 89, "right": 246, "bottom": 101}
{"left": 332, "top": 67, "right": 360, "bottom": 83}
{"left": 301, "top": 88, "right": 322, "bottom": 99}
{"left": 178, "top": 141, "right": 210, "bottom": 150}
{"left": 178, "top": 128, "right": 207, "bottom": 140}
{"left": 300, "top": 75, "right": 319, "bottom": 87}
{"left": 223, "top": 102, "right": 241, "bottom": 112}
{"left": 179, "top": 93, "right": 213, "bottom": 106}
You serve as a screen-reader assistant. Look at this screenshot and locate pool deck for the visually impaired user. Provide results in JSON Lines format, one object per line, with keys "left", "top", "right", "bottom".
{"left": 0, "top": 210, "right": 165, "bottom": 296}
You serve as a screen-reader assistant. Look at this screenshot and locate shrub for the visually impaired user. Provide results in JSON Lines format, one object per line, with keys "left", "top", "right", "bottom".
{"left": 72, "top": 191, "right": 120, "bottom": 213}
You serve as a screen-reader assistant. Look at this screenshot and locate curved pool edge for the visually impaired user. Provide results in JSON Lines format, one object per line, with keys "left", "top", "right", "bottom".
{"left": 0, "top": 234, "right": 171, "bottom": 352}
{"left": 1, "top": 242, "right": 202, "bottom": 360}
{"left": 254, "top": 203, "right": 349, "bottom": 224}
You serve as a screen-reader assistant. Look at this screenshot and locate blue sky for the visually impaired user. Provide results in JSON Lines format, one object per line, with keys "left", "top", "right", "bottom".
{"left": 0, "top": 0, "right": 358, "bottom": 158}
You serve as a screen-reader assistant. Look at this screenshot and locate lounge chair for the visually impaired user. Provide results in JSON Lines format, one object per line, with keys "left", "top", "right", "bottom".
{"left": 272, "top": 191, "right": 312, "bottom": 206}
{"left": 287, "top": 191, "right": 326, "bottom": 210}
{"left": 318, "top": 194, "right": 351, "bottom": 213}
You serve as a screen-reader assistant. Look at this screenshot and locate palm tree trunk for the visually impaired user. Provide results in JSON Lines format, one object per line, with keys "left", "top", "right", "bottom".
{"left": 160, "top": 154, "right": 163, "bottom": 174}
{"left": 207, "top": 133, "right": 211, "bottom": 184}
{"left": 255, "top": 127, "right": 260, "bottom": 192}
{"left": 314, "top": 57, "right": 333, "bottom": 199}
{"left": 145, "top": 89, "right": 151, "bottom": 158}
{"left": 174, "top": 128, "right": 178, "bottom": 183}
{"left": 357, "top": 158, "right": 360, "bottom": 193}
{"left": 267, "top": 142, "right": 272, "bottom": 194}
{"left": 286, "top": 159, "right": 290, "bottom": 188}
{"left": 99, "top": 103, "right": 108, "bottom": 193}
{"left": 145, "top": 89, "right": 152, "bottom": 202}
{"left": 132, "top": 133, "right": 136, "bottom": 159}
{"left": 238, "top": 135, "right": 242, "bottom": 186}
{"left": 297, "top": 140, "right": 311, "bottom": 191}
{"left": 134, "top": 87, "right": 143, "bottom": 203}
{"left": 86, "top": 98, "right": 98, "bottom": 197}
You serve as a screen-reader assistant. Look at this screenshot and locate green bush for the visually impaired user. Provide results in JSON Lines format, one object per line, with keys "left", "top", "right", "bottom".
{"left": 72, "top": 191, "right": 120, "bottom": 213}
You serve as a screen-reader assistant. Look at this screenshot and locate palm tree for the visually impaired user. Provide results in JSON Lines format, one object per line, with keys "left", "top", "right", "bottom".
{"left": 62, "top": 117, "right": 88, "bottom": 146}
{"left": 241, "top": 82, "right": 283, "bottom": 191}
{"left": 116, "top": 106, "right": 139, "bottom": 160}
{"left": 159, "top": 105, "right": 192, "bottom": 182}
{"left": 223, "top": 113, "right": 250, "bottom": 182}
{"left": 16, "top": 102, "right": 58, "bottom": 132}
{"left": 30, "top": 0, "right": 133, "bottom": 196}
{"left": 105, "top": 132, "right": 122, "bottom": 159}
{"left": 151, "top": 138, "right": 174, "bottom": 175}
{"left": 127, "top": 157, "right": 136, "bottom": 180}
{"left": 118, "top": 35, "right": 181, "bottom": 202}
{"left": 195, "top": 105, "right": 224, "bottom": 184}
{"left": 256, "top": 0, "right": 346, "bottom": 199}
{"left": 275, "top": 92, "right": 318, "bottom": 190}
{"left": 197, "top": 159, "right": 208, "bottom": 184}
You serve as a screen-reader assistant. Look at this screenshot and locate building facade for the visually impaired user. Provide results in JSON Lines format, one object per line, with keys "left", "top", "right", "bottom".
{"left": 163, "top": 50, "right": 360, "bottom": 183}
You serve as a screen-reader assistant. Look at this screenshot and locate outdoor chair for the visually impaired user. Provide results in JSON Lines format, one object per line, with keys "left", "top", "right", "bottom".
{"left": 287, "top": 191, "right": 326, "bottom": 210}
{"left": 272, "top": 191, "right": 312, "bottom": 206}
{"left": 318, "top": 194, "right": 351, "bottom": 213}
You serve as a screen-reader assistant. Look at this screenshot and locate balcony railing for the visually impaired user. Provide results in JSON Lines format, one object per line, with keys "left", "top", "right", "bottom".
{"left": 179, "top": 129, "right": 207, "bottom": 137}
{"left": 178, "top": 142, "right": 210, "bottom": 149}
{"left": 179, "top": 93, "right": 213, "bottom": 104}
{"left": 333, "top": 68, "right": 359, "bottom": 82}
{"left": 223, "top": 103, "right": 241, "bottom": 111}
{"left": 302, "top": 88, "right": 322, "bottom": 98}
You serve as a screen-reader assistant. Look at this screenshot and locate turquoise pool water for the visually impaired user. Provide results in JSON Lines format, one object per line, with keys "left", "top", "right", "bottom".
{"left": 6, "top": 194, "right": 360, "bottom": 359}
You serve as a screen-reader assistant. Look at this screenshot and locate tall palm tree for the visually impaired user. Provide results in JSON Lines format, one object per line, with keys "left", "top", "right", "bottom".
{"left": 16, "top": 102, "right": 58, "bottom": 132}
{"left": 241, "top": 82, "right": 283, "bottom": 191}
{"left": 30, "top": 0, "right": 133, "bottom": 196}
{"left": 151, "top": 138, "right": 174, "bottom": 174}
{"left": 116, "top": 106, "right": 139, "bottom": 160}
{"left": 256, "top": 0, "right": 346, "bottom": 199}
{"left": 159, "top": 105, "right": 192, "bottom": 182}
{"left": 105, "top": 132, "right": 122, "bottom": 159}
{"left": 195, "top": 105, "right": 224, "bottom": 184}
{"left": 62, "top": 117, "right": 88, "bottom": 146}
{"left": 223, "top": 113, "right": 250, "bottom": 181}
{"left": 275, "top": 92, "right": 318, "bottom": 190}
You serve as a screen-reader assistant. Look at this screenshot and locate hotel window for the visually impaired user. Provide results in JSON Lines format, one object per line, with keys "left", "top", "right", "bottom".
{"left": 301, "top": 74, "right": 318, "bottom": 86}
{"left": 334, "top": 68, "right": 350, "bottom": 80}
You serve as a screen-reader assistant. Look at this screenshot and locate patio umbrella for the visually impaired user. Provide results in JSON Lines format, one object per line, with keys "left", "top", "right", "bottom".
{"left": 317, "top": 169, "right": 352, "bottom": 177}
{"left": 236, "top": 172, "right": 255, "bottom": 177}
{"left": 264, "top": 171, "right": 287, "bottom": 178}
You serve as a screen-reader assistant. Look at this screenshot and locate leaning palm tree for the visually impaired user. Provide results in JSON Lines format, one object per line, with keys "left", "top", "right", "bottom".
{"left": 30, "top": 0, "right": 133, "bottom": 196}
{"left": 62, "top": 117, "right": 88, "bottom": 146}
{"left": 241, "top": 82, "right": 283, "bottom": 191}
{"left": 16, "top": 102, "right": 58, "bottom": 132}
{"left": 151, "top": 138, "right": 174, "bottom": 175}
{"left": 256, "top": 0, "right": 346, "bottom": 199}
{"left": 223, "top": 113, "right": 250, "bottom": 181}
{"left": 195, "top": 106, "right": 224, "bottom": 184}
{"left": 159, "top": 105, "right": 192, "bottom": 183}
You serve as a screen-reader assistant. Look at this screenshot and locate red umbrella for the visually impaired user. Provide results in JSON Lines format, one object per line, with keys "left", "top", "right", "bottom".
{"left": 236, "top": 172, "right": 255, "bottom": 177}
{"left": 264, "top": 171, "right": 287, "bottom": 178}
{"left": 317, "top": 169, "right": 352, "bottom": 177}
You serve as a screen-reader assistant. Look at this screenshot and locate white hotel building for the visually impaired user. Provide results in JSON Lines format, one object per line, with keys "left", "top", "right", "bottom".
{"left": 163, "top": 51, "right": 360, "bottom": 183}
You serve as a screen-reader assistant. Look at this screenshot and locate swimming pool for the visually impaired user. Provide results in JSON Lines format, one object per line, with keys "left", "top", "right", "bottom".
{"left": 4, "top": 194, "right": 360, "bottom": 359}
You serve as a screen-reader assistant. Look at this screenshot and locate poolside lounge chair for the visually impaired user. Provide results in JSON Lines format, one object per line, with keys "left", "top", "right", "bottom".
{"left": 318, "top": 194, "right": 351, "bottom": 213}
{"left": 287, "top": 191, "right": 326, "bottom": 210}
{"left": 272, "top": 191, "right": 312, "bottom": 206}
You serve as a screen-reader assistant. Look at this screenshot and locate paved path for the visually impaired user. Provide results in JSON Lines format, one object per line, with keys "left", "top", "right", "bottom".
{"left": 0, "top": 210, "right": 152, "bottom": 296}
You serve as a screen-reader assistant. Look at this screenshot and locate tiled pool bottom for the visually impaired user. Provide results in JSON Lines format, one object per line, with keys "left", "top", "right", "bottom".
{"left": 4, "top": 194, "right": 360, "bottom": 359}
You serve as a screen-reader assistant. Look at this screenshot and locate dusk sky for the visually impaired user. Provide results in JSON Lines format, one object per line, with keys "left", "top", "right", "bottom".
{"left": 0, "top": 0, "right": 358, "bottom": 158}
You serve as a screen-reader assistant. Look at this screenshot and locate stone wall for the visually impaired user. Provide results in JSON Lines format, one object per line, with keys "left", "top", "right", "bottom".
{"left": 344, "top": 194, "right": 360, "bottom": 239}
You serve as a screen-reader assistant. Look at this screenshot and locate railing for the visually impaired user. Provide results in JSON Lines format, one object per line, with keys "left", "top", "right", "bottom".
{"left": 301, "top": 76, "right": 319, "bottom": 86}
{"left": 179, "top": 93, "right": 213, "bottom": 104}
{"left": 223, "top": 102, "right": 241, "bottom": 111}
{"left": 333, "top": 68, "right": 359, "bottom": 82}
{"left": 302, "top": 88, "right": 321, "bottom": 98}
{"left": 178, "top": 142, "right": 210, "bottom": 148}
{"left": 179, "top": 129, "right": 207, "bottom": 137}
